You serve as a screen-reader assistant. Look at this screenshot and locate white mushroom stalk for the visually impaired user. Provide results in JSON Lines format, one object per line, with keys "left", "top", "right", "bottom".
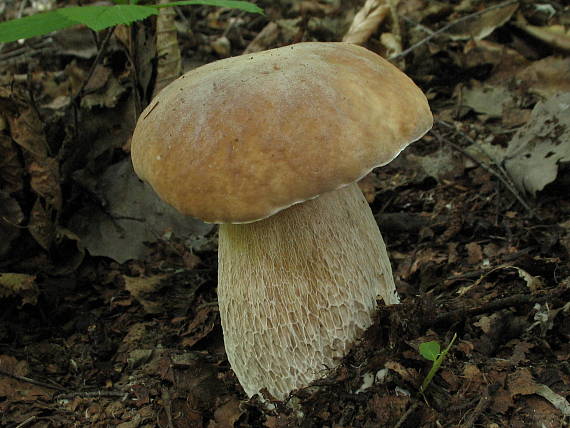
{"left": 218, "top": 182, "right": 398, "bottom": 399}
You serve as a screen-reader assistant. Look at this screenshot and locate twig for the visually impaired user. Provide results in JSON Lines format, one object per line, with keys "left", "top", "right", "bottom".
{"left": 430, "top": 123, "right": 535, "bottom": 216}
{"left": 401, "top": 16, "right": 434, "bottom": 35}
{"left": 162, "top": 388, "right": 175, "bottom": 428}
{"left": 59, "top": 26, "right": 116, "bottom": 163}
{"left": 72, "top": 26, "right": 115, "bottom": 103}
{"left": 0, "top": 40, "right": 55, "bottom": 66}
{"left": 15, "top": 416, "right": 37, "bottom": 428}
{"left": 56, "top": 390, "right": 129, "bottom": 400}
{"left": 393, "top": 401, "right": 419, "bottom": 428}
{"left": 429, "top": 289, "right": 568, "bottom": 326}
{"left": 460, "top": 386, "right": 491, "bottom": 428}
{"left": 0, "top": 368, "right": 66, "bottom": 391}
{"left": 389, "top": 0, "right": 519, "bottom": 60}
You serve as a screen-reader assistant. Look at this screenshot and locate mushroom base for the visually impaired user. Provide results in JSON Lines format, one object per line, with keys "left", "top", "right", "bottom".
{"left": 218, "top": 182, "right": 399, "bottom": 399}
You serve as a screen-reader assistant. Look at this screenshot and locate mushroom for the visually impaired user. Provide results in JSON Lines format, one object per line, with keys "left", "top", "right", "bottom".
{"left": 131, "top": 42, "right": 432, "bottom": 399}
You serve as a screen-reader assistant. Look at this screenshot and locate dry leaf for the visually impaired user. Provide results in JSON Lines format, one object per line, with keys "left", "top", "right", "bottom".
{"left": 535, "top": 384, "right": 570, "bottom": 417}
{"left": 123, "top": 274, "right": 169, "bottom": 314}
{"left": 504, "top": 93, "right": 570, "bottom": 196}
{"left": 69, "top": 159, "right": 212, "bottom": 263}
{"left": 463, "top": 364, "right": 482, "bottom": 381}
{"left": 209, "top": 398, "right": 243, "bottom": 428}
{"left": 0, "top": 273, "right": 39, "bottom": 306}
{"left": 466, "top": 242, "right": 483, "bottom": 265}
{"left": 462, "top": 83, "right": 514, "bottom": 118}
{"left": 474, "top": 315, "right": 495, "bottom": 334}
{"left": 343, "top": 0, "right": 389, "bottom": 45}
{"left": 28, "top": 197, "right": 56, "bottom": 250}
{"left": 0, "top": 135, "right": 24, "bottom": 193}
{"left": 458, "top": 265, "right": 543, "bottom": 295}
{"left": 28, "top": 157, "right": 62, "bottom": 211}
{"left": 181, "top": 306, "right": 218, "bottom": 348}
{"left": 0, "top": 191, "right": 23, "bottom": 257}
{"left": 516, "top": 57, "right": 570, "bottom": 99}
{"left": 515, "top": 20, "right": 570, "bottom": 51}
{"left": 448, "top": 3, "right": 518, "bottom": 41}
{"left": 244, "top": 22, "right": 280, "bottom": 54}
{"left": 8, "top": 108, "right": 48, "bottom": 157}
{"left": 507, "top": 368, "right": 538, "bottom": 396}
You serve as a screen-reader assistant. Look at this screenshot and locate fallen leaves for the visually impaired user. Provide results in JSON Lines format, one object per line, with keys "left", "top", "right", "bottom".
{"left": 0, "top": 273, "right": 38, "bottom": 306}
{"left": 447, "top": 1, "right": 518, "bottom": 41}
{"left": 503, "top": 93, "right": 570, "bottom": 196}
{"left": 0, "top": 355, "right": 53, "bottom": 402}
{"left": 0, "top": 0, "right": 569, "bottom": 427}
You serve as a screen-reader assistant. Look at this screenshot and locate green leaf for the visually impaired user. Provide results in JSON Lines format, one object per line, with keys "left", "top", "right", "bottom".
{"left": 419, "top": 341, "right": 440, "bottom": 361}
{"left": 420, "top": 333, "right": 457, "bottom": 393}
{"left": 0, "top": 1, "right": 262, "bottom": 44}
{"left": 0, "top": 11, "right": 76, "bottom": 43}
{"left": 57, "top": 6, "right": 158, "bottom": 32}
{"left": 153, "top": 1, "right": 264, "bottom": 14}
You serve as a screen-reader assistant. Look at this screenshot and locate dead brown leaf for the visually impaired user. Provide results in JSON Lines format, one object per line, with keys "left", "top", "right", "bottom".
{"left": 409, "top": 248, "right": 448, "bottom": 277}
{"left": 466, "top": 242, "right": 483, "bottom": 265}
{"left": 28, "top": 157, "right": 62, "bottom": 211}
{"left": 510, "top": 341, "right": 534, "bottom": 365}
{"left": 0, "top": 273, "right": 39, "bottom": 306}
{"left": 0, "top": 355, "right": 52, "bottom": 401}
{"left": 83, "top": 65, "right": 112, "bottom": 93}
{"left": 28, "top": 197, "right": 55, "bottom": 250}
{"left": 463, "top": 40, "right": 528, "bottom": 81}
{"left": 209, "top": 397, "right": 243, "bottom": 428}
{"left": 515, "top": 20, "right": 570, "bottom": 52}
{"left": 385, "top": 361, "right": 419, "bottom": 386}
{"left": 491, "top": 387, "right": 514, "bottom": 413}
{"left": 181, "top": 306, "right": 218, "bottom": 348}
{"left": 504, "top": 93, "right": 570, "bottom": 196}
{"left": 369, "top": 395, "right": 410, "bottom": 426}
{"left": 8, "top": 108, "right": 48, "bottom": 157}
{"left": 516, "top": 57, "right": 570, "bottom": 99}
{"left": 463, "top": 363, "right": 482, "bottom": 382}
{"left": 0, "top": 191, "right": 23, "bottom": 257}
{"left": 0, "top": 135, "right": 24, "bottom": 193}
{"left": 507, "top": 368, "right": 538, "bottom": 397}
{"left": 448, "top": 2, "right": 518, "bottom": 41}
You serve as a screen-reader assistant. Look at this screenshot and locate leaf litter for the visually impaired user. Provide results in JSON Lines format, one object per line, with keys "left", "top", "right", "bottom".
{"left": 0, "top": 0, "right": 570, "bottom": 427}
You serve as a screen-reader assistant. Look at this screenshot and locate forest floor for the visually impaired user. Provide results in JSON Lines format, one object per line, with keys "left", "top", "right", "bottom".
{"left": 0, "top": 0, "right": 569, "bottom": 427}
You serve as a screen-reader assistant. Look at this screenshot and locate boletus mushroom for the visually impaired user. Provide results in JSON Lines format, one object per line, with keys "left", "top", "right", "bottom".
{"left": 131, "top": 42, "right": 432, "bottom": 400}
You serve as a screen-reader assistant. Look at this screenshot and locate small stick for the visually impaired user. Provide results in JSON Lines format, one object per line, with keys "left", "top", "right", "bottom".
{"left": 389, "top": 0, "right": 519, "bottom": 60}
{"left": 393, "top": 401, "right": 419, "bottom": 428}
{"left": 72, "top": 26, "right": 115, "bottom": 102}
{"left": 401, "top": 16, "right": 434, "bottom": 35}
{"left": 460, "top": 386, "right": 491, "bottom": 428}
{"left": 429, "top": 289, "right": 567, "bottom": 326}
{"left": 56, "top": 390, "right": 129, "bottom": 400}
{"left": 0, "top": 369, "right": 66, "bottom": 391}
{"left": 15, "top": 416, "right": 37, "bottom": 428}
{"left": 430, "top": 125, "right": 535, "bottom": 216}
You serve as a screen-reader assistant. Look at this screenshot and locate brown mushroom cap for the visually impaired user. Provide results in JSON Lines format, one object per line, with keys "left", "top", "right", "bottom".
{"left": 131, "top": 42, "right": 432, "bottom": 223}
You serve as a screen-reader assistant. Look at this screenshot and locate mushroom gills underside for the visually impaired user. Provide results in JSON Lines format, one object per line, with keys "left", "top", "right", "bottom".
{"left": 217, "top": 182, "right": 399, "bottom": 399}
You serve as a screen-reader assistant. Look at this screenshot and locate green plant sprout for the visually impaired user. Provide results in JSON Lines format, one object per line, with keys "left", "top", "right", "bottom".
{"left": 418, "top": 333, "right": 457, "bottom": 393}
{"left": 0, "top": 0, "right": 264, "bottom": 43}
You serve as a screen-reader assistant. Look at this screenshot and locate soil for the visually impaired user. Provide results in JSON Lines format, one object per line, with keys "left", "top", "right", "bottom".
{"left": 0, "top": 0, "right": 569, "bottom": 427}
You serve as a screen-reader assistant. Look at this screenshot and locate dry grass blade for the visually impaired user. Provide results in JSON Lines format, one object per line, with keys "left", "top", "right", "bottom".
{"left": 343, "top": 0, "right": 389, "bottom": 44}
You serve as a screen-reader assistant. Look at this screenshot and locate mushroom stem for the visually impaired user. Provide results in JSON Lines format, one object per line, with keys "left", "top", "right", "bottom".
{"left": 218, "top": 182, "right": 399, "bottom": 399}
